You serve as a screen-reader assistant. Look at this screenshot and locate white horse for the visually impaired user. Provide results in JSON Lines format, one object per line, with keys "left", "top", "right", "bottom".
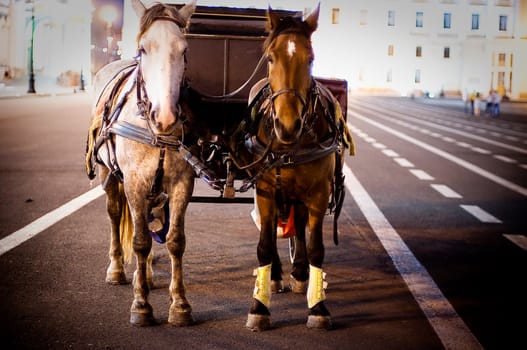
{"left": 86, "top": 0, "right": 197, "bottom": 326}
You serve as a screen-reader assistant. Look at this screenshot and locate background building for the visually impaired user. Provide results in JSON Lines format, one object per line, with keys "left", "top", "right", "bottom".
{"left": 1, "top": 0, "right": 525, "bottom": 100}
{"left": 0, "top": 0, "right": 91, "bottom": 87}
{"left": 311, "top": 0, "right": 527, "bottom": 100}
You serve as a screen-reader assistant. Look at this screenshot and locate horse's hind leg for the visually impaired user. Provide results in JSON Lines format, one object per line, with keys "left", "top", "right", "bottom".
{"left": 271, "top": 231, "right": 284, "bottom": 293}
{"left": 102, "top": 168, "right": 127, "bottom": 285}
{"left": 290, "top": 203, "right": 309, "bottom": 294}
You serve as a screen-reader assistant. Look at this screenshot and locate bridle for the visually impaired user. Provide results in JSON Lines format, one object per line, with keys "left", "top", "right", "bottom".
{"left": 133, "top": 14, "right": 189, "bottom": 143}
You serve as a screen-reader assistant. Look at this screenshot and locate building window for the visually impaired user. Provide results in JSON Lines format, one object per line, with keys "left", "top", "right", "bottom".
{"left": 498, "top": 53, "right": 506, "bottom": 66}
{"left": 360, "top": 9, "right": 368, "bottom": 25}
{"left": 415, "top": 69, "right": 421, "bottom": 83}
{"left": 443, "top": 13, "right": 451, "bottom": 29}
{"left": 331, "top": 8, "right": 340, "bottom": 24}
{"left": 388, "top": 45, "right": 394, "bottom": 56}
{"left": 387, "top": 69, "right": 392, "bottom": 83}
{"left": 498, "top": 71, "right": 505, "bottom": 89}
{"left": 499, "top": 15, "right": 507, "bottom": 31}
{"left": 416, "top": 46, "right": 422, "bottom": 57}
{"left": 471, "top": 14, "right": 480, "bottom": 30}
{"left": 444, "top": 47, "right": 450, "bottom": 58}
{"left": 416, "top": 12, "right": 423, "bottom": 28}
{"left": 388, "top": 10, "right": 395, "bottom": 27}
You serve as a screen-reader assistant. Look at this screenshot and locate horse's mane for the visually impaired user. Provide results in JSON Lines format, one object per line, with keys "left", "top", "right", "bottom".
{"left": 137, "top": 3, "right": 187, "bottom": 42}
{"left": 263, "top": 15, "right": 312, "bottom": 51}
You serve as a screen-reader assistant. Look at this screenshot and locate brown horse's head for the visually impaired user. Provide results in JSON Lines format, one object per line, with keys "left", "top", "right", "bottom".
{"left": 132, "top": 0, "right": 196, "bottom": 135}
{"left": 264, "top": 5, "right": 319, "bottom": 145}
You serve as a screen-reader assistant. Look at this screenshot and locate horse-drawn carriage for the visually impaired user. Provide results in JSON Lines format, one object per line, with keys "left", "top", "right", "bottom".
{"left": 86, "top": 0, "right": 353, "bottom": 331}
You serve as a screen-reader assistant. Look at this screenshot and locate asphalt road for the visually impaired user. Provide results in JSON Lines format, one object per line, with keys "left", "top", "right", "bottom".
{"left": 0, "top": 93, "right": 525, "bottom": 349}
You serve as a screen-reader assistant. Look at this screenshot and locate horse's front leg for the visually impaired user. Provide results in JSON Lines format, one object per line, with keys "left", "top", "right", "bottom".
{"left": 246, "top": 187, "right": 277, "bottom": 331}
{"left": 305, "top": 204, "right": 331, "bottom": 330}
{"left": 101, "top": 167, "right": 127, "bottom": 285}
{"left": 127, "top": 193, "right": 155, "bottom": 326}
{"left": 166, "top": 178, "right": 194, "bottom": 327}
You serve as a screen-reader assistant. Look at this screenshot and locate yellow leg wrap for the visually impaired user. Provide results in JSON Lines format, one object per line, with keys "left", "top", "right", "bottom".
{"left": 253, "top": 264, "right": 272, "bottom": 308}
{"left": 307, "top": 265, "right": 326, "bottom": 309}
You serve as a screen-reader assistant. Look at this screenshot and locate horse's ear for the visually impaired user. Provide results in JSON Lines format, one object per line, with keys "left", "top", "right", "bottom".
{"left": 131, "top": 0, "right": 146, "bottom": 18}
{"left": 304, "top": 3, "right": 320, "bottom": 34}
{"left": 266, "top": 6, "right": 281, "bottom": 32}
{"left": 179, "top": 0, "right": 197, "bottom": 24}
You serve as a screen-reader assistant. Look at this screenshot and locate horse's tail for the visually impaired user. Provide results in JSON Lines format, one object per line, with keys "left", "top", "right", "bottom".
{"left": 119, "top": 183, "right": 134, "bottom": 265}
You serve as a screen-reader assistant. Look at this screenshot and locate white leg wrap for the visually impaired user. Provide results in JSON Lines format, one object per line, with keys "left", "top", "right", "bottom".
{"left": 253, "top": 264, "right": 272, "bottom": 308}
{"left": 307, "top": 265, "right": 326, "bottom": 309}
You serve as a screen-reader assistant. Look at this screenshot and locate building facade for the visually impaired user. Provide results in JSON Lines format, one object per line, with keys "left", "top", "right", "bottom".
{"left": 0, "top": 0, "right": 91, "bottom": 86}
{"left": 312, "top": 0, "right": 527, "bottom": 100}
{"left": 1, "top": 0, "right": 525, "bottom": 100}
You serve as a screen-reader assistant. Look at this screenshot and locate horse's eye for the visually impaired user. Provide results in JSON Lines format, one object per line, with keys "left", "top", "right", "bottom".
{"left": 267, "top": 55, "right": 273, "bottom": 64}
{"left": 138, "top": 46, "right": 147, "bottom": 56}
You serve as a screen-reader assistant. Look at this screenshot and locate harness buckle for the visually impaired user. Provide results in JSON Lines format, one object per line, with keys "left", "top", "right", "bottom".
{"left": 281, "top": 155, "right": 294, "bottom": 166}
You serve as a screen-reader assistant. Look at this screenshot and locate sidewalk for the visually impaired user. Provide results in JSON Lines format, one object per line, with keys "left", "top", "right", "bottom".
{"left": 415, "top": 96, "right": 527, "bottom": 123}
{"left": 0, "top": 76, "right": 87, "bottom": 99}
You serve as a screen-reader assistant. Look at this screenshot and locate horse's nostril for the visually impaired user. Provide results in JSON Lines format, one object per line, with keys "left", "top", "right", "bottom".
{"left": 294, "top": 119, "right": 301, "bottom": 132}
{"left": 150, "top": 110, "right": 157, "bottom": 121}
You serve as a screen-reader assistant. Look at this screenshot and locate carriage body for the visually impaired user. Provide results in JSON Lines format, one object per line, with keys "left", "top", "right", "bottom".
{"left": 182, "top": 5, "right": 348, "bottom": 200}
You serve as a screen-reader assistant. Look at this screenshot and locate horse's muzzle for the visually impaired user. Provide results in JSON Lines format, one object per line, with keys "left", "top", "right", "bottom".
{"left": 273, "top": 116, "right": 302, "bottom": 144}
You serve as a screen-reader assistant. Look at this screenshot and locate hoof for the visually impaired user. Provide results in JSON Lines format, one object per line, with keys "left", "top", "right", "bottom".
{"left": 306, "top": 315, "right": 332, "bottom": 330}
{"left": 168, "top": 311, "right": 194, "bottom": 327}
{"left": 289, "top": 276, "right": 307, "bottom": 294}
{"left": 271, "top": 280, "right": 288, "bottom": 294}
{"left": 130, "top": 310, "right": 155, "bottom": 326}
{"left": 246, "top": 313, "right": 271, "bottom": 331}
{"left": 105, "top": 271, "right": 127, "bottom": 285}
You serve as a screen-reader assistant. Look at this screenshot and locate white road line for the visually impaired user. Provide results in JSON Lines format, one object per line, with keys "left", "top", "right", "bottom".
{"left": 493, "top": 155, "right": 517, "bottom": 164}
{"left": 343, "top": 164, "right": 483, "bottom": 350}
{"left": 373, "top": 142, "right": 387, "bottom": 149}
{"left": 349, "top": 111, "right": 527, "bottom": 197}
{"left": 456, "top": 142, "right": 471, "bottom": 148}
{"left": 503, "top": 234, "right": 527, "bottom": 252}
{"left": 472, "top": 147, "right": 491, "bottom": 155}
{"left": 430, "top": 184, "right": 462, "bottom": 199}
{"left": 382, "top": 149, "right": 399, "bottom": 157}
{"left": 394, "top": 157, "right": 414, "bottom": 168}
{"left": 354, "top": 102, "right": 527, "bottom": 154}
{"left": 0, "top": 186, "right": 105, "bottom": 257}
{"left": 460, "top": 205, "right": 502, "bottom": 223}
{"left": 409, "top": 169, "right": 435, "bottom": 181}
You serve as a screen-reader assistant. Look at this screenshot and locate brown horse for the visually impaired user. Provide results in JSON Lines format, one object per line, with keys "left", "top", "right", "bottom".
{"left": 242, "top": 5, "right": 352, "bottom": 331}
{"left": 85, "top": 0, "right": 197, "bottom": 326}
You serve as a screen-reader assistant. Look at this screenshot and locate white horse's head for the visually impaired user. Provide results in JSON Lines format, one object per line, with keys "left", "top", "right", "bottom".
{"left": 132, "top": 0, "right": 196, "bottom": 135}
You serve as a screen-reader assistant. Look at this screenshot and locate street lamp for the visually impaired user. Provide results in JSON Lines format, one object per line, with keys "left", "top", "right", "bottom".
{"left": 27, "top": 1, "right": 36, "bottom": 93}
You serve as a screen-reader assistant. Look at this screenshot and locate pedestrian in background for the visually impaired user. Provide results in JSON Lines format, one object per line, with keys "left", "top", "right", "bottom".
{"left": 474, "top": 92, "right": 481, "bottom": 116}
{"left": 485, "top": 91, "right": 493, "bottom": 115}
{"left": 491, "top": 90, "right": 501, "bottom": 117}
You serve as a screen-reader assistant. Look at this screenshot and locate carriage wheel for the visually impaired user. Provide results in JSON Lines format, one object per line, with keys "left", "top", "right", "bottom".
{"left": 288, "top": 236, "right": 296, "bottom": 264}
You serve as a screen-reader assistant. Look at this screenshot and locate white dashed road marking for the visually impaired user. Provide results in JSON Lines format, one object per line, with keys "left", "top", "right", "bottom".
{"left": 460, "top": 205, "right": 502, "bottom": 223}
{"left": 430, "top": 184, "right": 462, "bottom": 199}
{"left": 409, "top": 169, "right": 435, "bottom": 181}
{"left": 503, "top": 234, "right": 527, "bottom": 251}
